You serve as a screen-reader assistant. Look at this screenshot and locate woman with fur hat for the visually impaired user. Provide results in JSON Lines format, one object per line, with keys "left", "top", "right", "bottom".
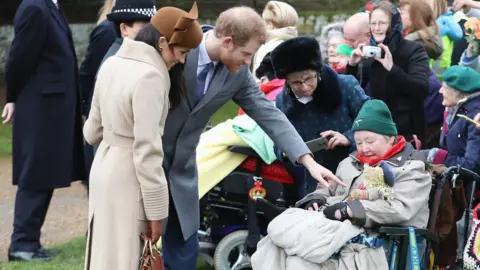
{"left": 83, "top": 2, "right": 203, "bottom": 269}
{"left": 271, "top": 36, "right": 370, "bottom": 196}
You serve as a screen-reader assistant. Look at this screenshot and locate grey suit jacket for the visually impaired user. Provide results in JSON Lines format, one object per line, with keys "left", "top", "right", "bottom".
{"left": 163, "top": 47, "right": 310, "bottom": 240}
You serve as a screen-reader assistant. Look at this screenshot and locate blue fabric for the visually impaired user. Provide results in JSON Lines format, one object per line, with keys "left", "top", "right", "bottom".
{"left": 196, "top": 62, "right": 214, "bottom": 103}
{"left": 79, "top": 19, "right": 116, "bottom": 116}
{"left": 383, "top": 235, "right": 426, "bottom": 270}
{"left": 437, "top": 12, "right": 464, "bottom": 41}
{"left": 439, "top": 94, "right": 480, "bottom": 172}
{"left": 275, "top": 70, "right": 369, "bottom": 194}
{"left": 162, "top": 196, "right": 199, "bottom": 270}
{"left": 424, "top": 69, "right": 445, "bottom": 125}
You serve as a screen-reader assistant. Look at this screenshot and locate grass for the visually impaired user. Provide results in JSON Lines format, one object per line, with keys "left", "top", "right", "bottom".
{"left": 2, "top": 238, "right": 86, "bottom": 270}
{"left": 0, "top": 103, "right": 237, "bottom": 269}
{"left": 209, "top": 100, "right": 239, "bottom": 126}
{"left": 0, "top": 121, "right": 12, "bottom": 156}
{"left": 1, "top": 237, "right": 214, "bottom": 270}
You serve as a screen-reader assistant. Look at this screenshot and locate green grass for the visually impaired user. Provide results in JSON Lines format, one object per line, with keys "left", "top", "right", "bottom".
{"left": 209, "top": 100, "right": 239, "bottom": 126}
{"left": 0, "top": 121, "right": 12, "bottom": 156}
{"left": 2, "top": 238, "right": 86, "bottom": 270}
{"left": 1, "top": 237, "right": 213, "bottom": 270}
{"left": 0, "top": 104, "right": 237, "bottom": 269}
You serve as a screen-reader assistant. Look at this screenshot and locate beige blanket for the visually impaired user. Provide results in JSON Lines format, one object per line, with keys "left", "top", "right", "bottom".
{"left": 251, "top": 208, "right": 389, "bottom": 270}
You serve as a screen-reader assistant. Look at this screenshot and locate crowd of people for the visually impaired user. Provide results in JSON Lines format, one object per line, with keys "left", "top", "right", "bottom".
{"left": 2, "top": 0, "right": 480, "bottom": 269}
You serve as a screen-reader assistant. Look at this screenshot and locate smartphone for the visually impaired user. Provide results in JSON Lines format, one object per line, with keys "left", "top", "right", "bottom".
{"left": 305, "top": 137, "right": 329, "bottom": 153}
{"left": 458, "top": 114, "right": 480, "bottom": 127}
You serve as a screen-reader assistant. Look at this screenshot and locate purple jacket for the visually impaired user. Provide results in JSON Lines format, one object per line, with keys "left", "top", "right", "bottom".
{"left": 424, "top": 69, "right": 444, "bottom": 125}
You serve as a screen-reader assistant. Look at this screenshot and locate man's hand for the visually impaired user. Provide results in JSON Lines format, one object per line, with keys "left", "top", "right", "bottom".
{"left": 2, "top": 103, "right": 15, "bottom": 124}
{"left": 348, "top": 43, "right": 366, "bottom": 66}
{"left": 147, "top": 220, "right": 163, "bottom": 244}
{"left": 474, "top": 113, "right": 480, "bottom": 128}
{"left": 320, "top": 130, "right": 350, "bottom": 150}
{"left": 298, "top": 154, "right": 346, "bottom": 188}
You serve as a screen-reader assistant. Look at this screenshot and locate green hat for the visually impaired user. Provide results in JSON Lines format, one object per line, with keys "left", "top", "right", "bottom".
{"left": 443, "top": 65, "right": 480, "bottom": 93}
{"left": 335, "top": 44, "right": 354, "bottom": 57}
{"left": 352, "top": 100, "right": 398, "bottom": 136}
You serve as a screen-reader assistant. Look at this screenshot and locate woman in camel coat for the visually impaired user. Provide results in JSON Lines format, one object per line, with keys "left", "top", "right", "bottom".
{"left": 82, "top": 2, "right": 203, "bottom": 269}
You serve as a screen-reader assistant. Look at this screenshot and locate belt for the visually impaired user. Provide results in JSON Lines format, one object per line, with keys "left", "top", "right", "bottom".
{"left": 102, "top": 130, "right": 134, "bottom": 148}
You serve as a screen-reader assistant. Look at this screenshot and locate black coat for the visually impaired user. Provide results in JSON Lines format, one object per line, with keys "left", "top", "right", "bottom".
{"left": 5, "top": 0, "right": 85, "bottom": 189}
{"left": 347, "top": 35, "right": 430, "bottom": 142}
{"left": 79, "top": 19, "right": 116, "bottom": 116}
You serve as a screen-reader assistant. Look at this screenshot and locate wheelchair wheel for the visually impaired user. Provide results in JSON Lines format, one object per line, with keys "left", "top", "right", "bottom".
{"left": 213, "top": 230, "right": 252, "bottom": 270}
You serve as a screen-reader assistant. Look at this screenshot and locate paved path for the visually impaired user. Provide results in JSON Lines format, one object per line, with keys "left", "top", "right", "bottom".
{"left": 0, "top": 156, "right": 88, "bottom": 261}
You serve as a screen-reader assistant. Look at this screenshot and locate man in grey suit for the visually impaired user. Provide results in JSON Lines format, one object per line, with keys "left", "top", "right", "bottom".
{"left": 161, "top": 6, "right": 344, "bottom": 269}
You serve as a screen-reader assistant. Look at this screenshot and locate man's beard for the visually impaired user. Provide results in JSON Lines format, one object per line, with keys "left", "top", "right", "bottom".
{"left": 220, "top": 54, "right": 241, "bottom": 73}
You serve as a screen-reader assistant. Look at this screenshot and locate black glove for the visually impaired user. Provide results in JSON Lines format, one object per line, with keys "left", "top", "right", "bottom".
{"left": 323, "top": 202, "right": 350, "bottom": 221}
{"left": 303, "top": 198, "right": 327, "bottom": 211}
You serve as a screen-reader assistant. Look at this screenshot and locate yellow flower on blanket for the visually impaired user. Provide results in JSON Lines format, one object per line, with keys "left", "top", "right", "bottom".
{"left": 348, "top": 164, "right": 394, "bottom": 201}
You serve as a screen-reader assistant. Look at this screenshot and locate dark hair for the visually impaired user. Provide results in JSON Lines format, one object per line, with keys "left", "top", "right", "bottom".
{"left": 114, "top": 21, "right": 133, "bottom": 38}
{"left": 114, "top": 19, "right": 153, "bottom": 38}
{"left": 135, "top": 23, "right": 187, "bottom": 109}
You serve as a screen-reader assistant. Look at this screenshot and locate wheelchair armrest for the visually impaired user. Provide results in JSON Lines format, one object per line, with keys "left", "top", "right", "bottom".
{"left": 228, "top": 146, "right": 261, "bottom": 158}
{"left": 379, "top": 226, "right": 439, "bottom": 244}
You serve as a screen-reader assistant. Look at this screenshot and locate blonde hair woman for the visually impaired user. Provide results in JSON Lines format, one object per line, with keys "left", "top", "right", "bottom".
{"left": 97, "top": 0, "right": 116, "bottom": 24}
{"left": 252, "top": 1, "right": 299, "bottom": 80}
{"left": 83, "top": 2, "right": 203, "bottom": 270}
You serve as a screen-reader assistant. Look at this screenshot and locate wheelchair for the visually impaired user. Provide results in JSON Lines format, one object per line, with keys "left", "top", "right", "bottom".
{"left": 379, "top": 165, "right": 480, "bottom": 269}
{"left": 197, "top": 145, "right": 304, "bottom": 270}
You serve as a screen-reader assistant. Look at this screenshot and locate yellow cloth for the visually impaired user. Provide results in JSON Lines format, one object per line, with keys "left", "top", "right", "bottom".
{"left": 197, "top": 118, "right": 249, "bottom": 199}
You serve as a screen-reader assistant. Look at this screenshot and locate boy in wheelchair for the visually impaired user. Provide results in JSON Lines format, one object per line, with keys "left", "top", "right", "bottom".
{"left": 252, "top": 100, "right": 433, "bottom": 269}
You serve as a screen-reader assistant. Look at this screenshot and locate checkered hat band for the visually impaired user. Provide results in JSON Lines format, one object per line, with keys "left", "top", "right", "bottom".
{"left": 113, "top": 7, "right": 156, "bottom": 17}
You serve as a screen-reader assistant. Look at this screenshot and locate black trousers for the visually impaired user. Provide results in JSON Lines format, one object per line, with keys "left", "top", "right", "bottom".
{"left": 9, "top": 188, "right": 54, "bottom": 252}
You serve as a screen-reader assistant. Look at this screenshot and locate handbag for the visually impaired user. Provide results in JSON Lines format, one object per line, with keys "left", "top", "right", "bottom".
{"left": 139, "top": 233, "right": 164, "bottom": 270}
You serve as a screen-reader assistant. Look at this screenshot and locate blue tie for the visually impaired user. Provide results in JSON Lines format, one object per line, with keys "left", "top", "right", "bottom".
{"left": 196, "top": 62, "right": 214, "bottom": 103}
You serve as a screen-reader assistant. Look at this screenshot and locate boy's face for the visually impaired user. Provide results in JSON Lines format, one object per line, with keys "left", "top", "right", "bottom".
{"left": 121, "top": 21, "right": 149, "bottom": 39}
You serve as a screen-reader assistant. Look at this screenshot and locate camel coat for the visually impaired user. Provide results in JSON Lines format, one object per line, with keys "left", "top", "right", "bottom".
{"left": 83, "top": 38, "right": 170, "bottom": 270}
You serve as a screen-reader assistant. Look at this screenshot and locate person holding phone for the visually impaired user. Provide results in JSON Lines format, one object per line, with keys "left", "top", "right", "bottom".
{"left": 347, "top": 1, "right": 430, "bottom": 145}
{"left": 271, "top": 36, "right": 370, "bottom": 196}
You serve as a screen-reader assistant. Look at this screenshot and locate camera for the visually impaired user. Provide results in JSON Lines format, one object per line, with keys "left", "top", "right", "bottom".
{"left": 362, "top": 46, "right": 383, "bottom": 58}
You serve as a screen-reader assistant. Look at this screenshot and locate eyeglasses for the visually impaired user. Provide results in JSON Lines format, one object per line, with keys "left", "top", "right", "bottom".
{"left": 287, "top": 73, "right": 320, "bottom": 89}
{"left": 370, "top": 21, "right": 389, "bottom": 28}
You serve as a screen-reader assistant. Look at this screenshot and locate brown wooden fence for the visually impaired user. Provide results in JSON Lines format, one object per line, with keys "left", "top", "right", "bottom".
{"left": 1, "top": 0, "right": 367, "bottom": 25}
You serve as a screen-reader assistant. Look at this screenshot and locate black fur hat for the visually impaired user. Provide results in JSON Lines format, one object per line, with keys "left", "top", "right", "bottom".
{"left": 271, "top": 36, "right": 323, "bottom": 79}
{"left": 255, "top": 52, "right": 275, "bottom": 81}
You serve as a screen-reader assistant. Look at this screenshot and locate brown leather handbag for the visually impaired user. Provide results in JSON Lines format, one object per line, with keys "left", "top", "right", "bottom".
{"left": 139, "top": 234, "right": 164, "bottom": 270}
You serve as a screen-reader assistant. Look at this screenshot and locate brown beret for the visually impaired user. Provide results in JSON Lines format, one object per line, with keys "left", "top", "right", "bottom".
{"left": 151, "top": 1, "right": 203, "bottom": 49}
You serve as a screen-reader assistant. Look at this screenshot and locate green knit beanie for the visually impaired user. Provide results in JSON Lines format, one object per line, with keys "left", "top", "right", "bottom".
{"left": 443, "top": 65, "right": 480, "bottom": 93}
{"left": 352, "top": 100, "right": 398, "bottom": 136}
{"left": 335, "top": 44, "right": 354, "bottom": 57}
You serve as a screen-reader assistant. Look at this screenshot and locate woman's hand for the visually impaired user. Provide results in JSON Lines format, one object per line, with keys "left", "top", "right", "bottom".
{"left": 320, "top": 130, "right": 351, "bottom": 150}
{"left": 2, "top": 103, "right": 15, "bottom": 124}
{"left": 305, "top": 199, "right": 326, "bottom": 211}
{"left": 299, "top": 154, "right": 346, "bottom": 188}
{"left": 348, "top": 43, "right": 367, "bottom": 66}
{"left": 453, "top": 0, "right": 480, "bottom": 12}
{"left": 147, "top": 220, "right": 163, "bottom": 244}
{"left": 375, "top": 44, "right": 394, "bottom": 71}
